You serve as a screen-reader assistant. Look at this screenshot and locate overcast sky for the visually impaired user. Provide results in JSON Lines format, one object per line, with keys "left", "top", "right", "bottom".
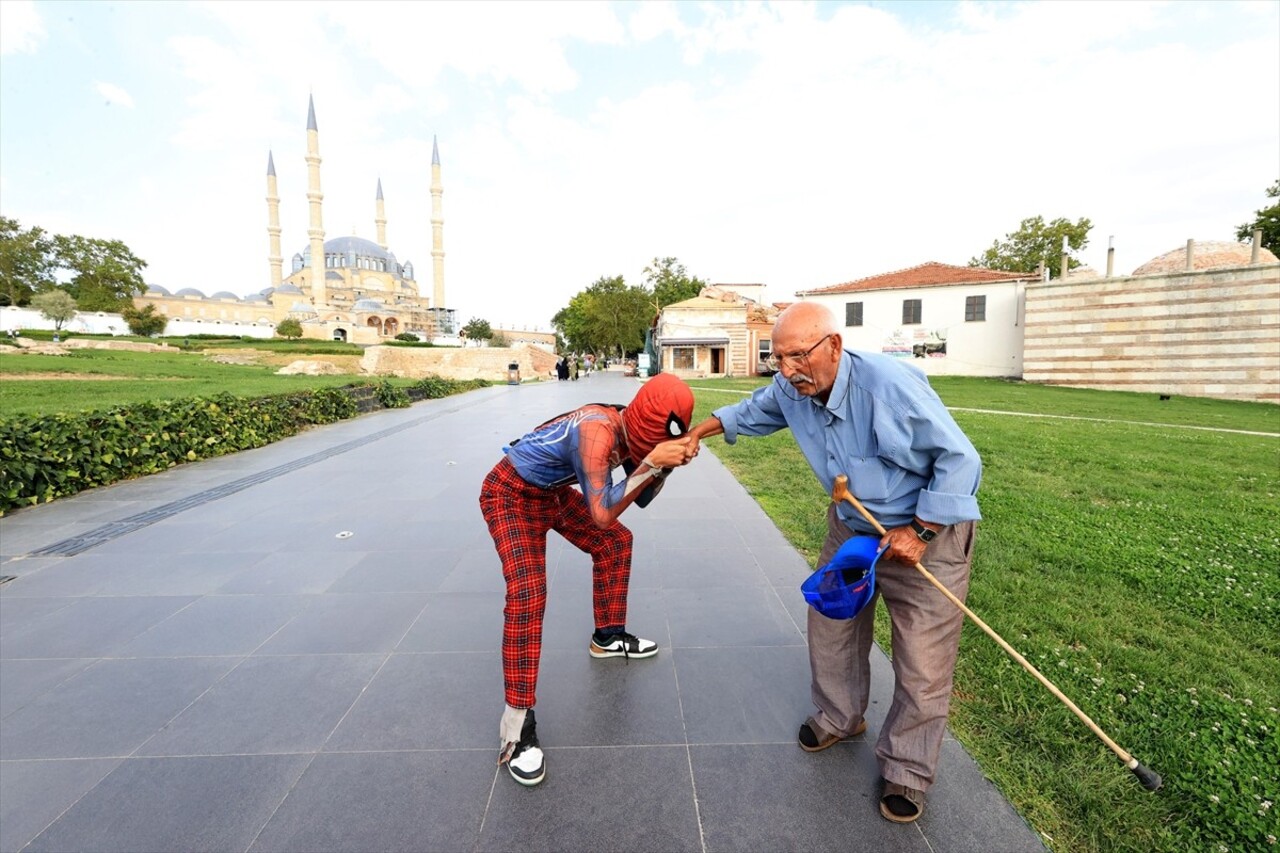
{"left": 1, "top": 1, "right": 1276, "bottom": 330}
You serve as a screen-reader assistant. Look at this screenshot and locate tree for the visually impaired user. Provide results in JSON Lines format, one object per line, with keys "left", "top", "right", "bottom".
{"left": 489, "top": 331, "right": 510, "bottom": 347}
{"left": 642, "top": 257, "right": 706, "bottom": 311}
{"left": 276, "top": 318, "right": 303, "bottom": 338}
{"left": 0, "top": 216, "right": 56, "bottom": 307}
{"left": 31, "top": 289, "right": 77, "bottom": 340}
{"left": 1236, "top": 179, "right": 1280, "bottom": 250}
{"left": 461, "top": 317, "right": 492, "bottom": 344}
{"left": 553, "top": 274, "right": 653, "bottom": 357}
{"left": 53, "top": 234, "right": 147, "bottom": 312}
{"left": 121, "top": 303, "right": 168, "bottom": 336}
{"left": 970, "top": 215, "right": 1092, "bottom": 279}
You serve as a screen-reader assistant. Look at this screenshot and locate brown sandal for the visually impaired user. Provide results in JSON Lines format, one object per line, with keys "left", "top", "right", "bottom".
{"left": 797, "top": 717, "right": 867, "bottom": 752}
{"left": 880, "top": 781, "right": 925, "bottom": 823}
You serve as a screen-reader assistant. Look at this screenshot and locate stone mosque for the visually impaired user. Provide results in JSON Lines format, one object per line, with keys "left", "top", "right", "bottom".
{"left": 136, "top": 96, "right": 456, "bottom": 344}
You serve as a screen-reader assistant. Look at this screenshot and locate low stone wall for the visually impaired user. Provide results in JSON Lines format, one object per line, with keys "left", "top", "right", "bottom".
{"left": 360, "top": 342, "right": 559, "bottom": 382}
{"left": 1023, "top": 263, "right": 1279, "bottom": 403}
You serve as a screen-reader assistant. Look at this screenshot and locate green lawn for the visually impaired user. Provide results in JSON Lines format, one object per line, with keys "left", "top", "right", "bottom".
{"left": 688, "top": 376, "right": 1279, "bottom": 853}
{"left": 0, "top": 347, "right": 394, "bottom": 416}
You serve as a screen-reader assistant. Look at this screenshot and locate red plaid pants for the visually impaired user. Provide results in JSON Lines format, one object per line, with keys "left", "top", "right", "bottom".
{"left": 479, "top": 457, "right": 634, "bottom": 709}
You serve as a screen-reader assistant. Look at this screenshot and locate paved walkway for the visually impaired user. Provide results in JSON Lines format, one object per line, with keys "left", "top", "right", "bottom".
{"left": 0, "top": 371, "right": 1045, "bottom": 852}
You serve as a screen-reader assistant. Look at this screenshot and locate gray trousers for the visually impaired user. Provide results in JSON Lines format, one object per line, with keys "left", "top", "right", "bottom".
{"left": 807, "top": 503, "right": 976, "bottom": 791}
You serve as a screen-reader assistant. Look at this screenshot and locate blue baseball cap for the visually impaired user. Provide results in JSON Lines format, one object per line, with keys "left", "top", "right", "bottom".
{"left": 801, "top": 535, "right": 885, "bottom": 620}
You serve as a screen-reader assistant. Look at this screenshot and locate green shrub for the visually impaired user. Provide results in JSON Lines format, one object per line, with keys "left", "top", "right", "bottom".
{"left": 0, "top": 387, "right": 360, "bottom": 513}
{"left": 376, "top": 380, "right": 411, "bottom": 409}
{"left": 394, "top": 331, "right": 420, "bottom": 342}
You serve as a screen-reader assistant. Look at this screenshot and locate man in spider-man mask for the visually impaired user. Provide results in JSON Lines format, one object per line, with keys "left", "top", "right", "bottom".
{"left": 479, "top": 373, "right": 697, "bottom": 786}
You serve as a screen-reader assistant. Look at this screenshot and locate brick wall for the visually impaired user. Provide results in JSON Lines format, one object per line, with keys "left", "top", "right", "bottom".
{"left": 1023, "top": 263, "right": 1279, "bottom": 403}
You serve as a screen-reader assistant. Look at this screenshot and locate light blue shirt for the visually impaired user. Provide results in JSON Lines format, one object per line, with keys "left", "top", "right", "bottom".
{"left": 713, "top": 348, "right": 982, "bottom": 534}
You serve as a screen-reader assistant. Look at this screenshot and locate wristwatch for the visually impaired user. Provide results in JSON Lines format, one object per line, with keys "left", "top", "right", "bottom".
{"left": 909, "top": 519, "right": 938, "bottom": 543}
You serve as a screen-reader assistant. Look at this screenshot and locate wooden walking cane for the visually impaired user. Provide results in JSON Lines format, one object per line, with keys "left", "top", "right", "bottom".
{"left": 830, "top": 474, "right": 1162, "bottom": 791}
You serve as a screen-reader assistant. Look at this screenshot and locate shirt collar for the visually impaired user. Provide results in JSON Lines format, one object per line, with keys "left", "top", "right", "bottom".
{"left": 801, "top": 348, "right": 851, "bottom": 422}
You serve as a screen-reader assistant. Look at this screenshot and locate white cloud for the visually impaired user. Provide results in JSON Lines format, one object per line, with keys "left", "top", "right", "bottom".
{"left": 93, "top": 81, "right": 135, "bottom": 108}
{"left": 0, "top": 0, "right": 44, "bottom": 55}
{"left": 1, "top": 0, "right": 1275, "bottom": 331}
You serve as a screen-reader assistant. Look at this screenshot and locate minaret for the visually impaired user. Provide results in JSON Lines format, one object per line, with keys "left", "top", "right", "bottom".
{"left": 375, "top": 178, "right": 387, "bottom": 249}
{"left": 430, "top": 135, "right": 445, "bottom": 310}
{"left": 265, "top": 151, "right": 283, "bottom": 288}
{"left": 305, "top": 95, "right": 327, "bottom": 306}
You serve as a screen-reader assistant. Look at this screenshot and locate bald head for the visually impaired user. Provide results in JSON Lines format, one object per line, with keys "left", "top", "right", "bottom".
{"left": 775, "top": 302, "right": 837, "bottom": 342}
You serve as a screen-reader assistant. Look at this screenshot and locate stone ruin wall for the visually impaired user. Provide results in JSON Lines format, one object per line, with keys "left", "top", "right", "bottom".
{"left": 360, "top": 342, "right": 560, "bottom": 383}
{"left": 1022, "top": 263, "right": 1279, "bottom": 403}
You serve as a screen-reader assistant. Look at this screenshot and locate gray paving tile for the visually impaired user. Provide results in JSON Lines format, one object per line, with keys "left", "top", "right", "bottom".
{"left": 0, "top": 595, "right": 199, "bottom": 659}
{"left": 324, "top": 652, "right": 500, "bottom": 751}
{"left": 651, "top": 544, "right": 771, "bottom": 589}
{"left": 751, "top": 543, "right": 819, "bottom": 589}
{"left": 216, "top": 549, "right": 365, "bottom": 594}
{"left": 249, "top": 750, "right": 494, "bottom": 852}
{"left": 0, "top": 758, "right": 122, "bottom": 853}
{"left": 0, "top": 553, "right": 127, "bottom": 597}
{"left": 675, "top": 646, "right": 814, "bottom": 745}
{"left": 0, "top": 657, "right": 237, "bottom": 759}
{"left": 21, "top": 754, "right": 310, "bottom": 853}
{"left": 92, "top": 551, "right": 264, "bottom": 596}
{"left": 691, "top": 743, "right": 930, "bottom": 852}
{"left": 530, "top": 647, "right": 685, "bottom": 746}
{"left": 477, "top": 745, "right": 701, "bottom": 853}
{"left": 115, "top": 594, "right": 315, "bottom": 657}
{"left": 254, "top": 593, "right": 428, "bottom": 654}
{"left": 137, "top": 654, "right": 384, "bottom": 756}
{"left": 0, "top": 596, "right": 77, "bottom": 638}
{"left": 88, "top": 519, "right": 234, "bottom": 556}
{"left": 664, "top": 584, "right": 803, "bottom": 648}
{"left": 395, "top": 591, "right": 503, "bottom": 652}
{"left": 0, "top": 658, "right": 96, "bottom": 720}
{"left": 326, "top": 549, "right": 463, "bottom": 593}
{"left": 437, "top": 547, "right": 508, "bottom": 593}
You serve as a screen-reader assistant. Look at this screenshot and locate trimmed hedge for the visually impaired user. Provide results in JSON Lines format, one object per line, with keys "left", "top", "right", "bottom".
{"left": 0, "top": 377, "right": 489, "bottom": 514}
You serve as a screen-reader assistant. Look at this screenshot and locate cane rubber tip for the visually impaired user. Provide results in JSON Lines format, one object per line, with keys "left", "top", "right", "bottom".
{"left": 1132, "top": 763, "right": 1162, "bottom": 792}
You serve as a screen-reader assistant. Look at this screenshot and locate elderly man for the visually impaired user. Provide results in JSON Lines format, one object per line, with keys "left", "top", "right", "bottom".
{"left": 684, "top": 302, "right": 981, "bottom": 823}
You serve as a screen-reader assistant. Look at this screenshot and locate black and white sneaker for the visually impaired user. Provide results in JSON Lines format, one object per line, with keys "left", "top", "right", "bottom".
{"left": 507, "top": 709, "right": 545, "bottom": 786}
{"left": 589, "top": 630, "right": 659, "bottom": 660}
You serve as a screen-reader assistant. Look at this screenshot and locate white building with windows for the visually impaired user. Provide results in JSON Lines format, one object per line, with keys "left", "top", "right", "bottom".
{"left": 795, "top": 262, "right": 1035, "bottom": 378}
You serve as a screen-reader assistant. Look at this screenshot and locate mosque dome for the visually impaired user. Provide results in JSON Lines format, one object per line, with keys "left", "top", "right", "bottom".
{"left": 352, "top": 297, "right": 386, "bottom": 311}
{"left": 244, "top": 292, "right": 269, "bottom": 303}
{"left": 211, "top": 291, "right": 239, "bottom": 300}
{"left": 1132, "top": 240, "right": 1278, "bottom": 276}
{"left": 275, "top": 283, "right": 303, "bottom": 294}
{"left": 289, "top": 301, "right": 317, "bottom": 314}
{"left": 146, "top": 284, "right": 171, "bottom": 296}
{"left": 176, "top": 287, "right": 206, "bottom": 298}
{"left": 322, "top": 235, "right": 393, "bottom": 261}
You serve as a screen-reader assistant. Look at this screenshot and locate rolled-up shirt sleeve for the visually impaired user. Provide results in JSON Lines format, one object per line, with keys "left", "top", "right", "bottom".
{"left": 879, "top": 399, "right": 982, "bottom": 526}
{"left": 713, "top": 382, "right": 789, "bottom": 444}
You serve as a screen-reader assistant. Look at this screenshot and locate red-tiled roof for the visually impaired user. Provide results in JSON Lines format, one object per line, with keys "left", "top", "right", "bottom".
{"left": 797, "top": 262, "right": 1035, "bottom": 295}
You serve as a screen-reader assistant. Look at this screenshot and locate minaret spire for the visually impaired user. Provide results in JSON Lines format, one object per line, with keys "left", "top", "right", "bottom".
{"left": 430, "top": 135, "right": 445, "bottom": 318}
{"left": 266, "top": 151, "right": 283, "bottom": 288}
{"left": 375, "top": 178, "right": 387, "bottom": 250}
{"left": 305, "top": 95, "right": 327, "bottom": 307}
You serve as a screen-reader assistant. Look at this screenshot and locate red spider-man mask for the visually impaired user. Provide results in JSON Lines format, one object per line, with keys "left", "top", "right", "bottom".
{"left": 623, "top": 373, "right": 695, "bottom": 463}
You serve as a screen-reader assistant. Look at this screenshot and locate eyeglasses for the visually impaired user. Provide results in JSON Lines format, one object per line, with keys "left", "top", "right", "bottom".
{"left": 765, "top": 334, "right": 832, "bottom": 372}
